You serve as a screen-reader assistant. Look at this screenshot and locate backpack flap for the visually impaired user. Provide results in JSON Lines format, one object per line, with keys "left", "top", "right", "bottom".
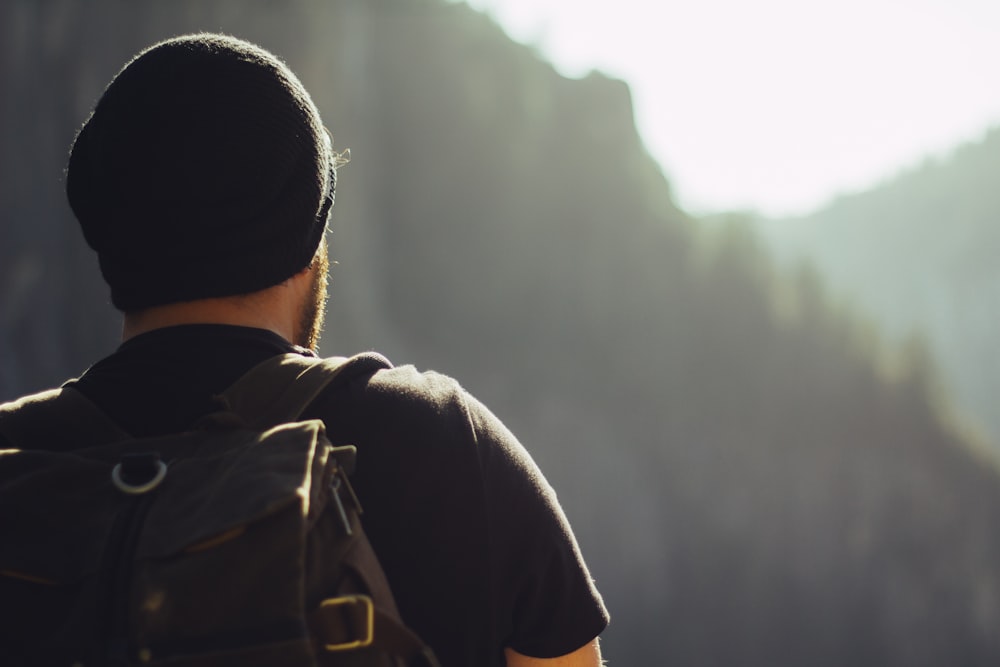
{"left": 129, "top": 420, "right": 335, "bottom": 663}
{"left": 135, "top": 420, "right": 328, "bottom": 559}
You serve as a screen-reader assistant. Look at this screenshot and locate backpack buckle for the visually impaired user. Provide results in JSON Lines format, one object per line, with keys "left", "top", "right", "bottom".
{"left": 316, "top": 595, "right": 375, "bottom": 651}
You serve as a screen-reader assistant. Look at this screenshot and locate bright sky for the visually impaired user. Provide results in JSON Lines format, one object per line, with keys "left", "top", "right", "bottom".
{"left": 462, "top": 0, "right": 1000, "bottom": 217}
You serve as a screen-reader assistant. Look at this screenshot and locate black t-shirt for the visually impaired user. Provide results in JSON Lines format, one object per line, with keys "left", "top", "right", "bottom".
{"left": 5, "top": 325, "right": 608, "bottom": 666}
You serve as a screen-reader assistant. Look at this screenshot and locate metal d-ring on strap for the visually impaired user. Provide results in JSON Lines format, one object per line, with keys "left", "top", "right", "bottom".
{"left": 111, "top": 459, "right": 168, "bottom": 494}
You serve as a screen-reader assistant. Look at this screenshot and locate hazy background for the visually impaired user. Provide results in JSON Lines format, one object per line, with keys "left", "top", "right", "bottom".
{"left": 4, "top": 1, "right": 1000, "bottom": 664}
{"left": 467, "top": 0, "right": 1000, "bottom": 216}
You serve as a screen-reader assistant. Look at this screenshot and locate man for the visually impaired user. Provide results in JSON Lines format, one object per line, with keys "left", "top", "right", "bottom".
{"left": 0, "top": 34, "right": 607, "bottom": 666}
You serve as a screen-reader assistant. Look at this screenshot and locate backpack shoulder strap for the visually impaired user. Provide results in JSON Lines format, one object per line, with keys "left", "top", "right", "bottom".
{"left": 0, "top": 385, "right": 131, "bottom": 450}
{"left": 221, "top": 352, "right": 392, "bottom": 429}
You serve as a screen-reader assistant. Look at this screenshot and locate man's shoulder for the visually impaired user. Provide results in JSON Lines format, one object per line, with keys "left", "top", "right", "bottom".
{"left": 323, "top": 356, "right": 477, "bottom": 433}
{"left": 363, "top": 361, "right": 469, "bottom": 408}
{"left": 0, "top": 387, "right": 64, "bottom": 429}
{"left": 0, "top": 385, "right": 128, "bottom": 452}
{"left": 302, "top": 354, "right": 500, "bottom": 464}
{"left": 0, "top": 387, "right": 69, "bottom": 450}
{"left": 0, "top": 387, "right": 63, "bottom": 415}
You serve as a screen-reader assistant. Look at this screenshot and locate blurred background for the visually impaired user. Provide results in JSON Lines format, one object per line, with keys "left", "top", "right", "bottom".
{"left": 4, "top": 0, "right": 1000, "bottom": 664}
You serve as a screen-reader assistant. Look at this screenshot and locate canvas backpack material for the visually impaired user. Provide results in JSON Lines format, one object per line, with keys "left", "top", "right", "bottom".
{"left": 0, "top": 353, "right": 439, "bottom": 667}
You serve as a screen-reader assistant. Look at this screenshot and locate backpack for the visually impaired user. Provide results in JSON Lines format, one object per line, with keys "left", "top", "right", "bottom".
{"left": 0, "top": 352, "right": 440, "bottom": 667}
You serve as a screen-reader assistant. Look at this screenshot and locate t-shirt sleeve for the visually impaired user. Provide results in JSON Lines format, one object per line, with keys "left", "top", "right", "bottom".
{"left": 462, "top": 390, "right": 610, "bottom": 658}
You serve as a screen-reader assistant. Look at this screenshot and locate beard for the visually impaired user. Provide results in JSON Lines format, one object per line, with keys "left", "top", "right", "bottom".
{"left": 296, "top": 241, "right": 330, "bottom": 351}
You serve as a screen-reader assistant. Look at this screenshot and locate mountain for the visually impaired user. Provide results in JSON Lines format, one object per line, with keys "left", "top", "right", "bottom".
{"left": 4, "top": 1, "right": 1000, "bottom": 664}
{"left": 753, "top": 126, "right": 1000, "bottom": 453}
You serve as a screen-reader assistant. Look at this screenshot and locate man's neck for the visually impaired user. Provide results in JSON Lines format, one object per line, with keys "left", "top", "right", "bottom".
{"left": 121, "top": 259, "right": 319, "bottom": 349}
{"left": 122, "top": 293, "right": 295, "bottom": 345}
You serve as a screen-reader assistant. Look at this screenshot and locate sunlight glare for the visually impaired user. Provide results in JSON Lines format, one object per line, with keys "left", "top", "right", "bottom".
{"left": 463, "top": 0, "right": 1000, "bottom": 217}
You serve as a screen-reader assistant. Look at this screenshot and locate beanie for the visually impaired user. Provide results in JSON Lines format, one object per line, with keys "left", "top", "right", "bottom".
{"left": 66, "top": 33, "right": 334, "bottom": 311}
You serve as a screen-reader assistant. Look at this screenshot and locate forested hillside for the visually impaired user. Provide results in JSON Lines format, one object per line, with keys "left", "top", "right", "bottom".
{"left": 755, "top": 128, "right": 1000, "bottom": 454}
{"left": 4, "top": 1, "right": 1000, "bottom": 664}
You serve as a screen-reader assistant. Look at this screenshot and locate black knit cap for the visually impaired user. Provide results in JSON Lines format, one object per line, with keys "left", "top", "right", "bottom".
{"left": 66, "top": 33, "right": 334, "bottom": 310}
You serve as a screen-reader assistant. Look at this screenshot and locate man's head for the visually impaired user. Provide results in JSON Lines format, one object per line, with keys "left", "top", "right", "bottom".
{"left": 66, "top": 33, "right": 336, "bottom": 324}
